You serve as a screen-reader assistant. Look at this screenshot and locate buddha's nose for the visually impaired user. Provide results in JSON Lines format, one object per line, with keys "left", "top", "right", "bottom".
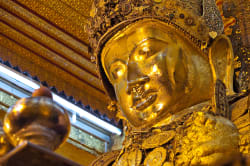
{"left": 126, "top": 62, "right": 149, "bottom": 94}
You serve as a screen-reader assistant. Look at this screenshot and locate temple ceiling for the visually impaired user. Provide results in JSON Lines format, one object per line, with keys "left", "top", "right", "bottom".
{"left": 0, "top": 0, "right": 116, "bottom": 117}
{"left": 0, "top": 0, "right": 249, "bottom": 119}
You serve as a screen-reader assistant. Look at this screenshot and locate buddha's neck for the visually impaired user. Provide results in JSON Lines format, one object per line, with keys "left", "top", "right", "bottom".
{"left": 129, "top": 100, "right": 211, "bottom": 133}
{"left": 154, "top": 100, "right": 211, "bottom": 127}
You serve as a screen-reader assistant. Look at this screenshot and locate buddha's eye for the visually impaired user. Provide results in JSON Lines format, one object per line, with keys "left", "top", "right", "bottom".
{"left": 133, "top": 46, "right": 153, "bottom": 61}
{"left": 139, "top": 46, "right": 152, "bottom": 55}
{"left": 132, "top": 39, "right": 167, "bottom": 61}
{"left": 109, "top": 61, "right": 126, "bottom": 81}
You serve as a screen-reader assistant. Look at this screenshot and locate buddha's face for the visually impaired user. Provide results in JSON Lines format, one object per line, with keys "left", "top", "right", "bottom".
{"left": 101, "top": 19, "right": 213, "bottom": 128}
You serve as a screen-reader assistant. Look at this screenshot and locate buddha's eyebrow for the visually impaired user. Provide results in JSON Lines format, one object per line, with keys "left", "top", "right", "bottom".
{"left": 128, "top": 38, "right": 168, "bottom": 59}
{"left": 128, "top": 38, "right": 150, "bottom": 58}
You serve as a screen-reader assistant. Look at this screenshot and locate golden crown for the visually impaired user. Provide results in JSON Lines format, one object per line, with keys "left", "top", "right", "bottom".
{"left": 86, "top": 0, "right": 224, "bottom": 63}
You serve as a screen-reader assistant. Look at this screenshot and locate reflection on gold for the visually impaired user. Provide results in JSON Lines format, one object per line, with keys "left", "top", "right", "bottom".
{"left": 149, "top": 113, "right": 156, "bottom": 119}
{"left": 4, "top": 122, "right": 10, "bottom": 132}
{"left": 157, "top": 103, "right": 163, "bottom": 111}
{"left": 12, "top": 104, "right": 25, "bottom": 114}
{"left": 117, "top": 70, "right": 124, "bottom": 77}
{"left": 142, "top": 46, "right": 149, "bottom": 52}
{"left": 151, "top": 64, "right": 161, "bottom": 76}
{"left": 134, "top": 54, "right": 145, "bottom": 62}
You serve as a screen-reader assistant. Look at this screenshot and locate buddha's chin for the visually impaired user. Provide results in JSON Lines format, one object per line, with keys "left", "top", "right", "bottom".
{"left": 126, "top": 103, "right": 182, "bottom": 129}
{"left": 127, "top": 111, "right": 165, "bottom": 129}
{"left": 128, "top": 117, "right": 162, "bottom": 129}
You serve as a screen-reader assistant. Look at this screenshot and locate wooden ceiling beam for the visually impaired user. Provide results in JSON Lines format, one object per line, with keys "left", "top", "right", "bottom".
{"left": 0, "top": 0, "right": 117, "bottom": 117}
{"left": 10, "top": 0, "right": 90, "bottom": 44}
{"left": 0, "top": 21, "right": 104, "bottom": 92}
{"left": 0, "top": 7, "right": 97, "bottom": 77}
{"left": 0, "top": 39, "right": 110, "bottom": 115}
{"left": 0, "top": 0, "right": 90, "bottom": 59}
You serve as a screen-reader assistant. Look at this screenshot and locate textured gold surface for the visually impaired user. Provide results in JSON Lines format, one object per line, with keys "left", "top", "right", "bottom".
{"left": 0, "top": 28, "right": 102, "bottom": 92}
{"left": 1, "top": 8, "right": 95, "bottom": 75}
{"left": 0, "top": 0, "right": 90, "bottom": 59}
{"left": 60, "top": 0, "right": 93, "bottom": 17}
{"left": 15, "top": 0, "right": 91, "bottom": 44}
{"left": 0, "top": 21, "right": 100, "bottom": 88}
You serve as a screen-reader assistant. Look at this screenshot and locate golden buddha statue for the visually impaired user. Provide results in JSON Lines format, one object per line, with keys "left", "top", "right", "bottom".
{"left": 86, "top": 0, "right": 249, "bottom": 165}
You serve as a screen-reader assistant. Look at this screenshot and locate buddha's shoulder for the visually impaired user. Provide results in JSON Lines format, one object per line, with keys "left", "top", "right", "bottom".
{"left": 184, "top": 110, "right": 238, "bottom": 138}
{"left": 90, "top": 150, "right": 120, "bottom": 166}
{"left": 184, "top": 93, "right": 248, "bottom": 132}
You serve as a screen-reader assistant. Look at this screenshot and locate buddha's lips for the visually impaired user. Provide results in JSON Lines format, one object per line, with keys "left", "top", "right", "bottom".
{"left": 132, "top": 92, "right": 157, "bottom": 111}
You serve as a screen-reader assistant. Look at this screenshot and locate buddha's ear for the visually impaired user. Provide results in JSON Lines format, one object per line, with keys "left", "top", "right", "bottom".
{"left": 208, "top": 35, "right": 234, "bottom": 95}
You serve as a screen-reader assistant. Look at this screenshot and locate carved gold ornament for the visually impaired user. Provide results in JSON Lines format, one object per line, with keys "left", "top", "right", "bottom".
{"left": 86, "top": 0, "right": 223, "bottom": 57}
{"left": 116, "top": 149, "right": 142, "bottom": 166}
{"left": 144, "top": 147, "right": 167, "bottom": 166}
{"left": 142, "top": 130, "right": 175, "bottom": 149}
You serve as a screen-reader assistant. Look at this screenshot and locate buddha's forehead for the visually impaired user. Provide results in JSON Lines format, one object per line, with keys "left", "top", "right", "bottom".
{"left": 101, "top": 19, "right": 177, "bottom": 68}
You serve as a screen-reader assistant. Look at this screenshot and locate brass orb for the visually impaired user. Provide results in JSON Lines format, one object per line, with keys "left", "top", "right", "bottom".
{"left": 3, "top": 97, "right": 70, "bottom": 151}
